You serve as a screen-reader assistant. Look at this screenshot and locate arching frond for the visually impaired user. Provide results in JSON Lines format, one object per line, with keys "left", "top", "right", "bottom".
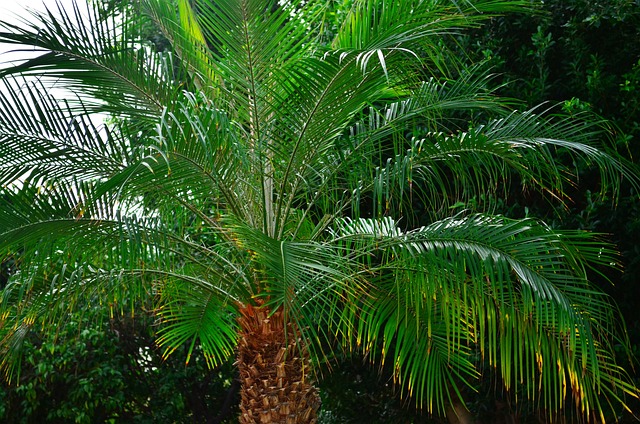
{"left": 0, "top": 78, "right": 132, "bottom": 187}
{"left": 0, "top": 1, "right": 177, "bottom": 118}
{"left": 366, "top": 106, "right": 637, "bottom": 221}
{"left": 335, "top": 214, "right": 636, "bottom": 417}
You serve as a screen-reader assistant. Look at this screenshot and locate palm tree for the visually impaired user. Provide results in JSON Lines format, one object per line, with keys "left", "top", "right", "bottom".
{"left": 0, "top": 0, "right": 637, "bottom": 422}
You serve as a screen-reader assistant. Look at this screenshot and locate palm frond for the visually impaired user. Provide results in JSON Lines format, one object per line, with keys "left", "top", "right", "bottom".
{"left": 276, "top": 68, "right": 509, "bottom": 239}
{"left": 0, "top": 0, "right": 176, "bottom": 118}
{"left": 332, "top": 0, "right": 529, "bottom": 78}
{"left": 141, "top": 0, "right": 218, "bottom": 93}
{"left": 366, "top": 106, "right": 638, "bottom": 221}
{"left": 0, "top": 178, "right": 254, "bottom": 373}
{"left": 157, "top": 280, "right": 238, "bottom": 368}
{"left": 0, "top": 78, "right": 130, "bottom": 187}
{"left": 335, "top": 214, "right": 635, "bottom": 416}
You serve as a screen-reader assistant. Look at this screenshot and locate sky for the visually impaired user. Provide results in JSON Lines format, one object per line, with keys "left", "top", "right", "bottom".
{"left": 0, "top": 0, "right": 75, "bottom": 24}
{"left": 1, "top": 0, "right": 74, "bottom": 17}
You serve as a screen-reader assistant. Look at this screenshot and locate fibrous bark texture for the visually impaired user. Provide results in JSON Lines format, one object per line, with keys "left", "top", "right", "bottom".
{"left": 237, "top": 302, "right": 320, "bottom": 423}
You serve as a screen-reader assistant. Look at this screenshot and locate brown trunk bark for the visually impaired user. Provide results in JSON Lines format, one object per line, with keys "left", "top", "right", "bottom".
{"left": 237, "top": 301, "right": 320, "bottom": 424}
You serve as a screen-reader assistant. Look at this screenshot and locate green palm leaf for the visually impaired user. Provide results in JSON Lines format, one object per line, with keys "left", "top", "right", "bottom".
{"left": 336, "top": 214, "right": 637, "bottom": 416}
{"left": 0, "top": 1, "right": 176, "bottom": 118}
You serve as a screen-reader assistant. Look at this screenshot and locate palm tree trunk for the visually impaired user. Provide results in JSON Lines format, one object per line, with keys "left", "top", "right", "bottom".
{"left": 237, "top": 301, "right": 320, "bottom": 423}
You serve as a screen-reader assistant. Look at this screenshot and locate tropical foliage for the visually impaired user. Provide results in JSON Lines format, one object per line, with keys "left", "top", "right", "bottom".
{"left": 0, "top": 303, "right": 238, "bottom": 424}
{"left": 0, "top": 0, "right": 638, "bottom": 422}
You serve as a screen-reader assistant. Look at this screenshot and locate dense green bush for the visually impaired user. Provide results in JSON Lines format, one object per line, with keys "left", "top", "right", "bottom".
{"left": 0, "top": 308, "right": 238, "bottom": 423}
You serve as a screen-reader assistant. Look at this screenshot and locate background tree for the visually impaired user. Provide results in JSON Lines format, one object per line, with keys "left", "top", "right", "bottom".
{"left": 0, "top": 302, "right": 239, "bottom": 424}
{"left": 451, "top": 2, "right": 640, "bottom": 419}
{"left": 0, "top": 0, "right": 638, "bottom": 422}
